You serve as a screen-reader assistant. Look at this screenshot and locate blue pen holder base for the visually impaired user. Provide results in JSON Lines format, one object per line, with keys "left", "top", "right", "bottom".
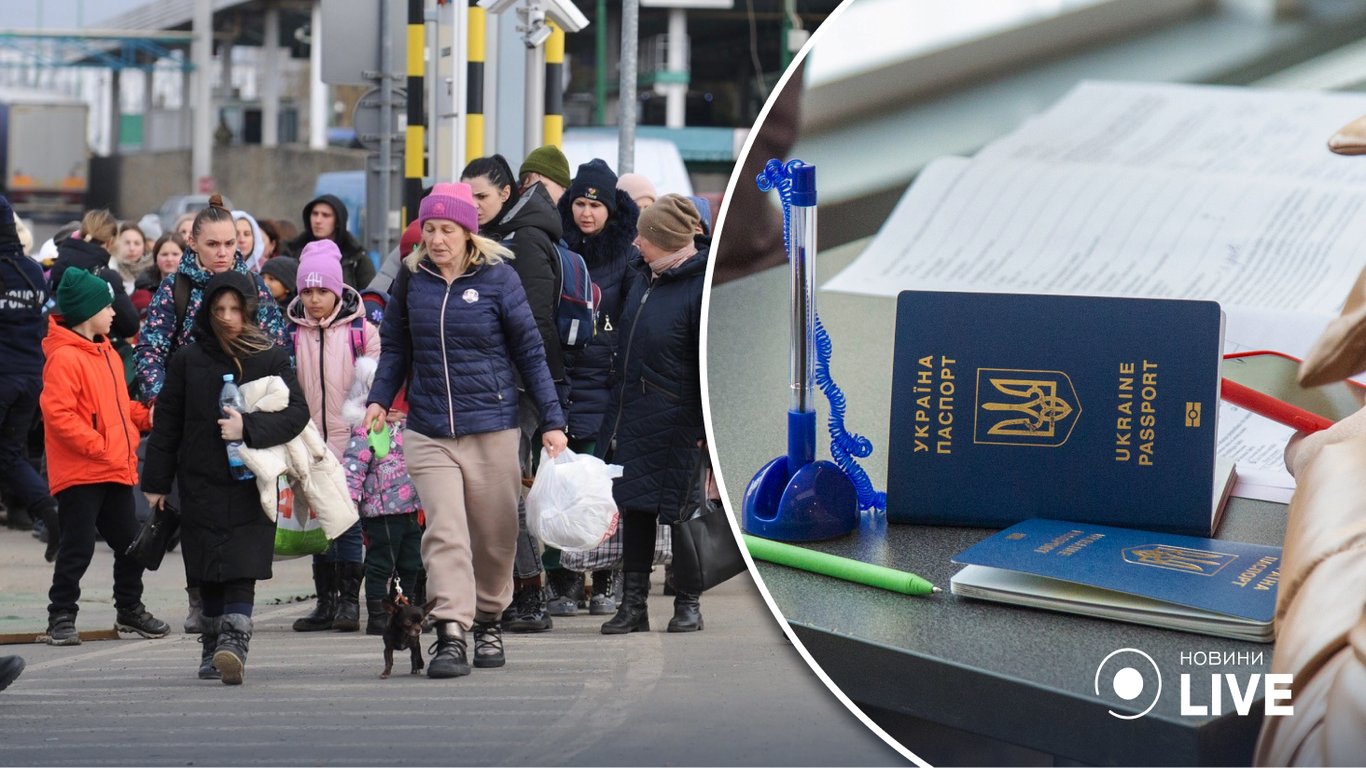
{"left": 741, "top": 456, "right": 859, "bottom": 541}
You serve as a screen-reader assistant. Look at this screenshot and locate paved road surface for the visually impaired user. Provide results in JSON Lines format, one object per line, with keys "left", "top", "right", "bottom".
{"left": 0, "top": 528, "right": 905, "bottom": 766}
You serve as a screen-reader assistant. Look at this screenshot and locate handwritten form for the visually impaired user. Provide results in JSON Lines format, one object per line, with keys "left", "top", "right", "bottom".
{"left": 826, "top": 82, "right": 1366, "bottom": 500}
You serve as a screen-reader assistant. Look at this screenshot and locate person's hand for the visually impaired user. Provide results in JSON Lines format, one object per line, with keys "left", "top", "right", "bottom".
{"left": 218, "top": 406, "right": 244, "bottom": 441}
{"left": 144, "top": 492, "right": 165, "bottom": 511}
{"left": 147, "top": 404, "right": 155, "bottom": 428}
{"left": 364, "top": 403, "right": 387, "bottom": 433}
{"left": 542, "top": 429, "right": 568, "bottom": 459}
{"left": 1284, "top": 403, "right": 1366, "bottom": 477}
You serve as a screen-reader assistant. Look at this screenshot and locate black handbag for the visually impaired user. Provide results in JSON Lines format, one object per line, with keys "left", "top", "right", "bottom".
{"left": 668, "top": 452, "right": 747, "bottom": 594}
{"left": 126, "top": 502, "right": 179, "bottom": 571}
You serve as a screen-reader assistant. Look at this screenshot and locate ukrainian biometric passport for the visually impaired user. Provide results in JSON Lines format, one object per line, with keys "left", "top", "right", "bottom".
{"left": 950, "top": 518, "right": 1279, "bottom": 636}
{"left": 886, "top": 291, "right": 1224, "bottom": 535}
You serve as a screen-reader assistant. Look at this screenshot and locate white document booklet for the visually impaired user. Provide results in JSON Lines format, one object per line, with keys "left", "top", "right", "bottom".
{"left": 826, "top": 81, "right": 1366, "bottom": 501}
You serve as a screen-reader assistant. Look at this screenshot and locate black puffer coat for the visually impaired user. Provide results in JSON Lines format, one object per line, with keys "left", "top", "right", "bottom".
{"left": 49, "top": 237, "right": 140, "bottom": 339}
{"left": 141, "top": 272, "right": 311, "bottom": 582}
{"left": 559, "top": 188, "right": 639, "bottom": 442}
{"left": 485, "top": 183, "right": 565, "bottom": 381}
{"left": 601, "top": 241, "right": 707, "bottom": 515}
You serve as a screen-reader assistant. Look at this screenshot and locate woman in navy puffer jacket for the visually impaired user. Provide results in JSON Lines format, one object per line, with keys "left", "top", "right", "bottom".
{"left": 365, "top": 182, "right": 567, "bottom": 680}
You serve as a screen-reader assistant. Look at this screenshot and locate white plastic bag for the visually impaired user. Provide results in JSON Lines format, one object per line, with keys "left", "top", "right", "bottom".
{"left": 526, "top": 447, "right": 623, "bottom": 551}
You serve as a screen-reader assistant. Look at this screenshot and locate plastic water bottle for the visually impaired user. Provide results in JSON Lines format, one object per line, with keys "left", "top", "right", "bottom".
{"left": 219, "top": 374, "right": 255, "bottom": 481}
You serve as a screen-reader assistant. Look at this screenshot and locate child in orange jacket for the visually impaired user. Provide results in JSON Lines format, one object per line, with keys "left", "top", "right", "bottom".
{"left": 40, "top": 268, "right": 169, "bottom": 646}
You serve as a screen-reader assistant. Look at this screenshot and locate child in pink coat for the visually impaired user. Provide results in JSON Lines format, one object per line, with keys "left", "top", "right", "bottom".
{"left": 286, "top": 240, "right": 380, "bottom": 633}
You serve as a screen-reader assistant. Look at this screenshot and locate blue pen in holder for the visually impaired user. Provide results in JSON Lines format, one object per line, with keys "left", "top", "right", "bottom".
{"left": 742, "top": 162, "right": 859, "bottom": 541}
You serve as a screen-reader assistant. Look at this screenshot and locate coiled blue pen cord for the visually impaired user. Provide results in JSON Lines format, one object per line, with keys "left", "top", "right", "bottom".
{"left": 757, "top": 159, "right": 886, "bottom": 515}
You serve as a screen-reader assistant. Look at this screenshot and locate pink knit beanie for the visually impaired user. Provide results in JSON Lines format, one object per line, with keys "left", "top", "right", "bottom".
{"left": 297, "top": 240, "right": 346, "bottom": 298}
{"left": 418, "top": 182, "right": 479, "bottom": 234}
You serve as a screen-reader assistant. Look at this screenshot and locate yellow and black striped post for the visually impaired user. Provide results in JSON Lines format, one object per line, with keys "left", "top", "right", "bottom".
{"left": 467, "top": 0, "right": 486, "bottom": 161}
{"left": 542, "top": 21, "right": 564, "bottom": 148}
{"left": 404, "top": 0, "right": 426, "bottom": 224}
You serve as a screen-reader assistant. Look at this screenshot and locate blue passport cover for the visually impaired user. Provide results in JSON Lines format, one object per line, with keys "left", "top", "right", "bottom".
{"left": 952, "top": 518, "right": 1279, "bottom": 622}
{"left": 887, "top": 291, "right": 1223, "bottom": 534}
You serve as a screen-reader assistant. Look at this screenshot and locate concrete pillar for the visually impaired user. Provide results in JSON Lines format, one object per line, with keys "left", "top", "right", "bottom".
{"left": 261, "top": 3, "right": 280, "bottom": 147}
{"left": 310, "top": 0, "right": 328, "bottom": 150}
{"left": 665, "top": 8, "right": 687, "bottom": 129}
{"left": 141, "top": 67, "right": 153, "bottom": 149}
{"left": 181, "top": 66, "right": 193, "bottom": 151}
{"left": 219, "top": 40, "right": 233, "bottom": 98}
{"left": 109, "top": 69, "right": 121, "bottom": 154}
{"left": 523, "top": 14, "right": 545, "bottom": 155}
{"left": 435, "top": 0, "right": 458, "bottom": 183}
{"left": 192, "top": 0, "right": 213, "bottom": 190}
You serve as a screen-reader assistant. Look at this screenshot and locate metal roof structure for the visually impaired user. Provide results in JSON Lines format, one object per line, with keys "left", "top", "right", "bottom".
{"left": 96, "top": 0, "right": 315, "bottom": 48}
{"left": 0, "top": 0, "right": 315, "bottom": 72}
{"left": 0, "top": 28, "right": 195, "bottom": 71}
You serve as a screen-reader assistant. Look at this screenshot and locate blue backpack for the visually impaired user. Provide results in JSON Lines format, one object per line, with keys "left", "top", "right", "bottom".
{"left": 552, "top": 240, "right": 600, "bottom": 348}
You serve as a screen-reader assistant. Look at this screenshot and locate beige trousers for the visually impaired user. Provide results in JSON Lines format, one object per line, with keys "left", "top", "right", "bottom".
{"left": 403, "top": 428, "right": 522, "bottom": 631}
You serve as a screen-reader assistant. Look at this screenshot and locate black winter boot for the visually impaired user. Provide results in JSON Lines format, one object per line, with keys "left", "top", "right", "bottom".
{"left": 184, "top": 586, "right": 207, "bottom": 634}
{"left": 471, "top": 615, "right": 505, "bottom": 669}
{"left": 667, "top": 592, "right": 703, "bottom": 632}
{"left": 588, "top": 570, "right": 616, "bottom": 616}
{"left": 293, "top": 562, "right": 337, "bottom": 631}
{"left": 213, "top": 614, "right": 252, "bottom": 685}
{"left": 427, "top": 621, "right": 471, "bottom": 678}
{"left": 115, "top": 602, "right": 170, "bottom": 638}
{"left": 600, "top": 572, "right": 651, "bottom": 634}
{"left": 332, "top": 562, "right": 363, "bottom": 632}
{"left": 503, "top": 585, "right": 552, "bottom": 633}
{"left": 365, "top": 598, "right": 389, "bottom": 636}
{"left": 545, "top": 569, "right": 582, "bottom": 617}
{"left": 46, "top": 612, "right": 80, "bottom": 646}
{"left": 198, "top": 617, "right": 221, "bottom": 680}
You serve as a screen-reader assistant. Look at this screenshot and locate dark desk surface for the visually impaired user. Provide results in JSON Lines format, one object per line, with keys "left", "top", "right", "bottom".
{"left": 707, "top": 239, "right": 1284, "bottom": 766}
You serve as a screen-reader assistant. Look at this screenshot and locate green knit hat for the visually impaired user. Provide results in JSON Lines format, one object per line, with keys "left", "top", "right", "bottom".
{"left": 56, "top": 268, "right": 114, "bottom": 326}
{"left": 519, "top": 145, "right": 572, "bottom": 189}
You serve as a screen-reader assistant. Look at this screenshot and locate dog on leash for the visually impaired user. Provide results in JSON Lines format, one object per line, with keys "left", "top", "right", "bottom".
{"left": 381, "top": 587, "right": 438, "bottom": 679}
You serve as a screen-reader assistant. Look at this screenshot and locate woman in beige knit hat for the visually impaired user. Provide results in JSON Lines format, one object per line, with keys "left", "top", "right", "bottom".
{"left": 599, "top": 193, "right": 711, "bottom": 635}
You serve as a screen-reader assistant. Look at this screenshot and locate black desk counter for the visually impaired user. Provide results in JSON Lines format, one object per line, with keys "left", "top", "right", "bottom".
{"left": 707, "top": 239, "right": 1283, "bottom": 766}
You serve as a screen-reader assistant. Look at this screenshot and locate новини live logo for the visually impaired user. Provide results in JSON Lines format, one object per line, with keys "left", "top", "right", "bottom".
{"left": 1094, "top": 647, "right": 1294, "bottom": 720}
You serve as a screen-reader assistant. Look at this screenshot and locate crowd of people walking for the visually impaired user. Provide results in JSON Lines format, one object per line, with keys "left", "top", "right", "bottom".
{"left": 0, "top": 143, "right": 716, "bottom": 685}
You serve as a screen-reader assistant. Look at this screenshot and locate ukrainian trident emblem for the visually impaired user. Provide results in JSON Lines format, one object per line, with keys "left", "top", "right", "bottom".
{"left": 1122, "top": 545, "right": 1235, "bottom": 576}
{"left": 974, "top": 369, "right": 1081, "bottom": 447}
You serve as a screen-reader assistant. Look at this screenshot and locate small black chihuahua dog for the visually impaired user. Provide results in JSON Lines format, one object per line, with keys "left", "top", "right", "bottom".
{"left": 381, "top": 590, "right": 438, "bottom": 679}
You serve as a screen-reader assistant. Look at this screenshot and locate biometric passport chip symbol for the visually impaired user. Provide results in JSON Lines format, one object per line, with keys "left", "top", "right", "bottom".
{"left": 974, "top": 368, "right": 1081, "bottom": 447}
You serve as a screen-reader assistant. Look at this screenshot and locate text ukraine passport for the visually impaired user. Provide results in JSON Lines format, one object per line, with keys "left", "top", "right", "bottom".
{"left": 887, "top": 291, "right": 1224, "bottom": 535}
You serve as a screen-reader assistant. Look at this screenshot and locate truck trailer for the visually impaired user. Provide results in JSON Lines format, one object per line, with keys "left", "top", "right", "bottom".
{"left": 0, "top": 90, "right": 89, "bottom": 219}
